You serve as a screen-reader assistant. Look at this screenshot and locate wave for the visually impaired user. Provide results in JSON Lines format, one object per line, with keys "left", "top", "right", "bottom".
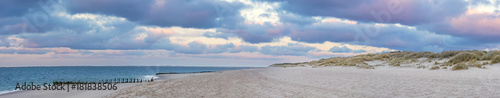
{"left": 0, "top": 90, "right": 21, "bottom": 95}
{"left": 142, "top": 75, "right": 159, "bottom": 79}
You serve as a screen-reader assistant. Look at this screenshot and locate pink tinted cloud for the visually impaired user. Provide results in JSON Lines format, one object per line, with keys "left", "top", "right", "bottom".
{"left": 450, "top": 10, "right": 500, "bottom": 36}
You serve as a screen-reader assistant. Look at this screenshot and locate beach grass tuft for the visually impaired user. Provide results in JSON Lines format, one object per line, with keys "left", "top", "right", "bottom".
{"left": 452, "top": 63, "right": 469, "bottom": 70}
{"left": 429, "top": 66, "right": 439, "bottom": 70}
{"left": 437, "top": 51, "right": 461, "bottom": 59}
{"left": 389, "top": 58, "right": 403, "bottom": 66}
{"left": 372, "top": 53, "right": 390, "bottom": 60}
{"left": 483, "top": 62, "right": 490, "bottom": 65}
{"left": 472, "top": 50, "right": 486, "bottom": 57}
{"left": 356, "top": 64, "right": 375, "bottom": 69}
{"left": 467, "top": 60, "right": 482, "bottom": 68}
{"left": 481, "top": 51, "right": 500, "bottom": 60}
{"left": 491, "top": 55, "right": 500, "bottom": 64}
{"left": 447, "top": 52, "right": 479, "bottom": 65}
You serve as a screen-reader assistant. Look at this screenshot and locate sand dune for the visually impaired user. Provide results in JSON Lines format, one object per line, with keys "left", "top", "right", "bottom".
{"left": 108, "top": 65, "right": 500, "bottom": 97}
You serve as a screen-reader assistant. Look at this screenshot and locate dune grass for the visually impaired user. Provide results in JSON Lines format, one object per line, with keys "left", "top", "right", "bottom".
{"left": 316, "top": 55, "right": 373, "bottom": 67}
{"left": 429, "top": 66, "right": 440, "bottom": 70}
{"left": 482, "top": 62, "right": 489, "bottom": 65}
{"left": 317, "top": 57, "right": 344, "bottom": 66}
{"left": 372, "top": 53, "right": 390, "bottom": 60}
{"left": 481, "top": 51, "right": 500, "bottom": 60}
{"left": 269, "top": 50, "right": 493, "bottom": 70}
{"left": 389, "top": 58, "right": 403, "bottom": 66}
{"left": 356, "top": 64, "right": 375, "bottom": 69}
{"left": 467, "top": 60, "right": 482, "bottom": 68}
{"left": 447, "top": 52, "right": 479, "bottom": 65}
{"left": 269, "top": 62, "right": 307, "bottom": 67}
{"left": 452, "top": 63, "right": 469, "bottom": 70}
{"left": 491, "top": 55, "right": 500, "bottom": 64}
{"left": 472, "top": 50, "right": 486, "bottom": 57}
{"left": 403, "top": 52, "right": 435, "bottom": 59}
{"left": 437, "top": 51, "right": 461, "bottom": 59}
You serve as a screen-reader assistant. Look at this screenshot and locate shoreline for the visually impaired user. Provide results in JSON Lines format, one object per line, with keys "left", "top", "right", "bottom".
{"left": 0, "top": 90, "right": 21, "bottom": 96}
{"left": 0, "top": 72, "right": 214, "bottom": 98}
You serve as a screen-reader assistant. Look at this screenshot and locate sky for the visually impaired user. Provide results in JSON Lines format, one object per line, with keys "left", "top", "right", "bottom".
{"left": 0, "top": 0, "right": 500, "bottom": 67}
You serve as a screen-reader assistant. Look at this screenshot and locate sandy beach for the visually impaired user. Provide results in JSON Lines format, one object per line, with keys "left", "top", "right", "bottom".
{"left": 108, "top": 66, "right": 500, "bottom": 97}
{"left": 2, "top": 64, "right": 500, "bottom": 97}
{"left": 0, "top": 73, "right": 210, "bottom": 98}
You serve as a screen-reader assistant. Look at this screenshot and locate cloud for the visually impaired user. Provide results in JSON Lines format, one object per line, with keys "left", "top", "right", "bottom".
{"left": 173, "top": 41, "right": 207, "bottom": 54}
{"left": 202, "top": 31, "right": 235, "bottom": 39}
{"left": 263, "top": 0, "right": 468, "bottom": 25}
{"left": 329, "top": 46, "right": 366, "bottom": 53}
{"left": 239, "top": 45, "right": 259, "bottom": 52}
{"left": 64, "top": 0, "right": 245, "bottom": 28}
{"left": 0, "top": 0, "right": 44, "bottom": 18}
{"left": 278, "top": 12, "right": 317, "bottom": 25}
{"left": 219, "top": 15, "right": 456, "bottom": 52}
{"left": 433, "top": 10, "right": 500, "bottom": 42}
{"left": 0, "top": 47, "right": 84, "bottom": 54}
{"left": 259, "top": 43, "right": 316, "bottom": 56}
{"left": 81, "top": 50, "right": 148, "bottom": 57}
{"left": 0, "top": 47, "right": 49, "bottom": 54}
{"left": 288, "top": 19, "right": 358, "bottom": 43}
{"left": 216, "top": 22, "right": 289, "bottom": 43}
{"left": 4, "top": 0, "right": 500, "bottom": 67}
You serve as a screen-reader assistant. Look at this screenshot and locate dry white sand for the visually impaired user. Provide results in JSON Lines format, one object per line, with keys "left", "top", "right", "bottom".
{"left": 3, "top": 64, "right": 500, "bottom": 98}
{"left": 0, "top": 73, "right": 208, "bottom": 98}
{"left": 108, "top": 65, "right": 500, "bottom": 97}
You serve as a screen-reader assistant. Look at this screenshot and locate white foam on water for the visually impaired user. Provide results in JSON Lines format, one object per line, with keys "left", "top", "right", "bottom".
{"left": 0, "top": 90, "right": 20, "bottom": 95}
{"left": 143, "top": 75, "right": 158, "bottom": 79}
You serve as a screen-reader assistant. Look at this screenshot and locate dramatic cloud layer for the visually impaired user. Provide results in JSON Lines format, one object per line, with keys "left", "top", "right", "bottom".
{"left": 263, "top": 0, "right": 468, "bottom": 25}
{"left": 0, "top": 0, "right": 500, "bottom": 66}
{"left": 65, "top": 0, "right": 245, "bottom": 28}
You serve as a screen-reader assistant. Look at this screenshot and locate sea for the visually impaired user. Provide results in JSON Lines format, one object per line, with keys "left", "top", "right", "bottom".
{"left": 0, "top": 66, "right": 257, "bottom": 94}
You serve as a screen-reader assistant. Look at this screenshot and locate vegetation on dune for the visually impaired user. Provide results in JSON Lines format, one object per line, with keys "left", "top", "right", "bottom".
{"left": 372, "top": 54, "right": 390, "bottom": 60}
{"left": 316, "top": 57, "right": 345, "bottom": 66}
{"left": 442, "top": 67, "right": 447, "bottom": 69}
{"left": 434, "top": 61, "right": 440, "bottom": 65}
{"left": 467, "top": 59, "right": 482, "bottom": 68}
{"left": 481, "top": 51, "right": 500, "bottom": 60}
{"left": 388, "top": 58, "right": 402, "bottom": 66}
{"left": 269, "top": 50, "right": 496, "bottom": 70}
{"left": 471, "top": 50, "right": 486, "bottom": 57}
{"left": 491, "top": 55, "right": 500, "bottom": 64}
{"left": 452, "top": 63, "right": 469, "bottom": 70}
{"left": 446, "top": 52, "right": 479, "bottom": 65}
{"left": 483, "top": 62, "right": 490, "bottom": 65}
{"left": 269, "top": 62, "right": 307, "bottom": 67}
{"left": 389, "top": 51, "right": 413, "bottom": 58}
{"left": 356, "top": 64, "right": 375, "bottom": 69}
{"left": 437, "top": 51, "right": 461, "bottom": 59}
{"left": 315, "top": 55, "right": 374, "bottom": 67}
{"left": 403, "top": 52, "right": 435, "bottom": 59}
{"left": 429, "top": 66, "right": 440, "bottom": 70}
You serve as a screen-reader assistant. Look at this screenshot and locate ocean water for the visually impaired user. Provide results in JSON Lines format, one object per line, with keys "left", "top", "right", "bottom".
{"left": 0, "top": 66, "right": 256, "bottom": 94}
